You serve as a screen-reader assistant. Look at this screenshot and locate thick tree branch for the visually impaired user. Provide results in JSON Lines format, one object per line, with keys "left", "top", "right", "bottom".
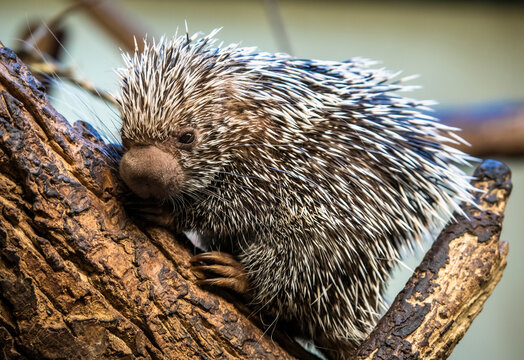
{"left": 356, "top": 160, "right": 511, "bottom": 359}
{"left": 0, "top": 42, "right": 511, "bottom": 360}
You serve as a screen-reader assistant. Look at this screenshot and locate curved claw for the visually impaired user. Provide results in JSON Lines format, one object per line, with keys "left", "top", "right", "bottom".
{"left": 192, "top": 264, "right": 245, "bottom": 279}
{"left": 190, "top": 251, "right": 249, "bottom": 295}
{"left": 190, "top": 251, "right": 239, "bottom": 266}
{"left": 196, "top": 277, "right": 249, "bottom": 294}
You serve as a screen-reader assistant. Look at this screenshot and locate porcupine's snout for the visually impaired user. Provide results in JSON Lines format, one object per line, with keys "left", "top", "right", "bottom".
{"left": 119, "top": 146, "right": 183, "bottom": 199}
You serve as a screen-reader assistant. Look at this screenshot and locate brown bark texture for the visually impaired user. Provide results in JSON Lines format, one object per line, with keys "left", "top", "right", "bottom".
{"left": 0, "top": 42, "right": 511, "bottom": 360}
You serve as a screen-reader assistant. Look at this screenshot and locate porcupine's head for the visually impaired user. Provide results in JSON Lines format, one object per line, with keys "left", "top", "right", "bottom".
{"left": 117, "top": 30, "right": 264, "bottom": 201}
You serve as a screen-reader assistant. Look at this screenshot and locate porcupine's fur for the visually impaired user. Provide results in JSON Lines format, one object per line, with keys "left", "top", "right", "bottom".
{"left": 117, "top": 29, "right": 475, "bottom": 356}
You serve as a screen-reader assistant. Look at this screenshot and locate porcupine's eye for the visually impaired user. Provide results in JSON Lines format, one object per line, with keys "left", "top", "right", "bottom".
{"left": 178, "top": 131, "right": 195, "bottom": 144}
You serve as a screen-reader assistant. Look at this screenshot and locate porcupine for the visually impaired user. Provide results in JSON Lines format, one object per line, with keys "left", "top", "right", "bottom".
{"left": 117, "top": 29, "right": 474, "bottom": 358}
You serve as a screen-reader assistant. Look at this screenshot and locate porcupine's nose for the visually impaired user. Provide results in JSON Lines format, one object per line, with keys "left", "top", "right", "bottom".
{"left": 119, "top": 146, "right": 182, "bottom": 199}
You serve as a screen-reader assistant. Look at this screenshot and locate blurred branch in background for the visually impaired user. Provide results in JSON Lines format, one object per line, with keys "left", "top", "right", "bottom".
{"left": 69, "top": 0, "right": 149, "bottom": 53}
{"left": 29, "top": 61, "right": 118, "bottom": 106}
{"left": 15, "top": 5, "right": 74, "bottom": 92}
{"left": 440, "top": 102, "right": 524, "bottom": 157}
{"left": 264, "top": 0, "right": 293, "bottom": 55}
{"left": 14, "top": 1, "right": 119, "bottom": 105}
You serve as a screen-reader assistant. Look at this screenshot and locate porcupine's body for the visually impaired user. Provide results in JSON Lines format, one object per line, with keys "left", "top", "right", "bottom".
{"left": 118, "top": 30, "right": 474, "bottom": 357}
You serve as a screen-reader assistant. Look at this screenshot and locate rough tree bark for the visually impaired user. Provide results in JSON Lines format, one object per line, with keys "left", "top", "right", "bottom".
{"left": 0, "top": 43, "right": 511, "bottom": 360}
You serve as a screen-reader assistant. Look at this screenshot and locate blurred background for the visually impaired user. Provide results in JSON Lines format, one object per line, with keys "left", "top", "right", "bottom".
{"left": 0, "top": 0, "right": 522, "bottom": 358}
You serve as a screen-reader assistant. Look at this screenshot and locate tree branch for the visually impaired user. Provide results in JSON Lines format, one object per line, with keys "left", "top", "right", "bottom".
{"left": 356, "top": 160, "right": 511, "bottom": 359}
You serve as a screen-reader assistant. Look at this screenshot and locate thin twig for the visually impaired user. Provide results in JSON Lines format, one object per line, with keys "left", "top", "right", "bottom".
{"left": 264, "top": 0, "right": 293, "bottom": 55}
{"left": 29, "top": 61, "right": 118, "bottom": 106}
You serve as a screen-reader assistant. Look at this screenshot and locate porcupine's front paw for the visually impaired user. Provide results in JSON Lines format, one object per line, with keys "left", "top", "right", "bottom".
{"left": 190, "top": 252, "right": 249, "bottom": 295}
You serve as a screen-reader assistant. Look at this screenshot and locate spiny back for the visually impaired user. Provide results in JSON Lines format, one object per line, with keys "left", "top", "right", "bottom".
{"left": 117, "top": 29, "right": 475, "bottom": 255}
